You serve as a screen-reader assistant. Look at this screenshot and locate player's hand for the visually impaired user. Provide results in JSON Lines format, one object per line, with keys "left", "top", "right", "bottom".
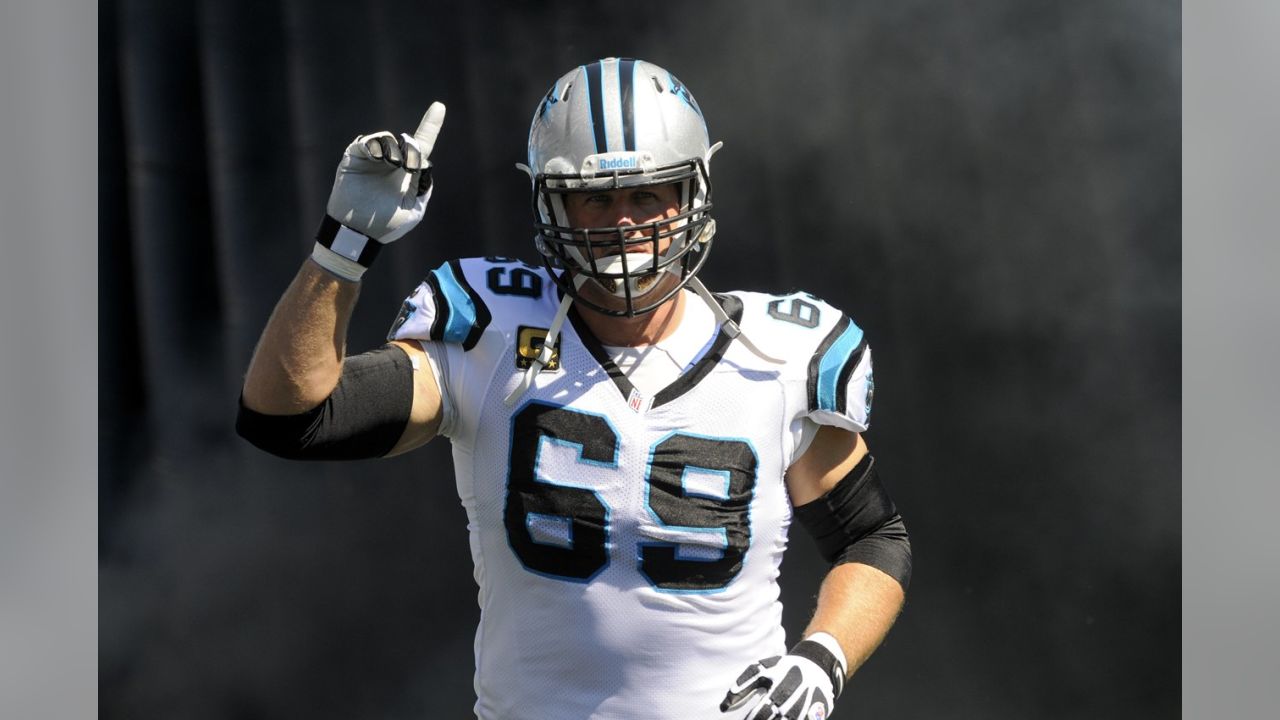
{"left": 312, "top": 103, "right": 446, "bottom": 281}
{"left": 327, "top": 101, "right": 446, "bottom": 242}
{"left": 720, "top": 635, "right": 846, "bottom": 720}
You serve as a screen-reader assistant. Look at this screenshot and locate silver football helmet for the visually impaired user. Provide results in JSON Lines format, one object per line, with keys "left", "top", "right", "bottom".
{"left": 520, "top": 57, "right": 722, "bottom": 317}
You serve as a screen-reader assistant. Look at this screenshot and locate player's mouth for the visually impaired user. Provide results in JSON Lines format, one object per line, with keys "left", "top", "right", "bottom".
{"left": 597, "top": 272, "right": 661, "bottom": 294}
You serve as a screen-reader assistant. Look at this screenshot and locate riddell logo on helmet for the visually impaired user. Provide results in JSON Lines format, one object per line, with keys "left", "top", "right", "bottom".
{"left": 597, "top": 156, "right": 638, "bottom": 170}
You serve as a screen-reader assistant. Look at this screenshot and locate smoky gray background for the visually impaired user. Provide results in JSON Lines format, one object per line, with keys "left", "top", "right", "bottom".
{"left": 86, "top": 0, "right": 1192, "bottom": 717}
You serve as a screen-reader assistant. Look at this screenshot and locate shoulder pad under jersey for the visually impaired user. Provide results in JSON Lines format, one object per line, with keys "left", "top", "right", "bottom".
{"left": 387, "top": 257, "right": 553, "bottom": 350}
{"left": 727, "top": 289, "right": 874, "bottom": 432}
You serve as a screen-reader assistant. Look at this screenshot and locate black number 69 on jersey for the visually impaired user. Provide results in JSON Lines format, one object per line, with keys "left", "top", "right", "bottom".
{"left": 504, "top": 403, "right": 757, "bottom": 592}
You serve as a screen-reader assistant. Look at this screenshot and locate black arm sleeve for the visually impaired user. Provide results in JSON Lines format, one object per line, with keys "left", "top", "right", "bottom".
{"left": 235, "top": 344, "right": 415, "bottom": 460}
{"left": 793, "top": 454, "right": 913, "bottom": 591}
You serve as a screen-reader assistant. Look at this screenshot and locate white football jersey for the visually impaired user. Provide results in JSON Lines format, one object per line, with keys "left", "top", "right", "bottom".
{"left": 388, "top": 257, "right": 873, "bottom": 720}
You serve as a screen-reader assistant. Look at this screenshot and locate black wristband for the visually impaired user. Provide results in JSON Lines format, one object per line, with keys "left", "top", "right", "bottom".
{"left": 790, "top": 639, "right": 846, "bottom": 699}
{"left": 315, "top": 215, "right": 384, "bottom": 268}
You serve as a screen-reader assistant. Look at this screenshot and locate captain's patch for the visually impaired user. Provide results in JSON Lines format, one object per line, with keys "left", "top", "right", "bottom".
{"left": 516, "top": 326, "right": 562, "bottom": 371}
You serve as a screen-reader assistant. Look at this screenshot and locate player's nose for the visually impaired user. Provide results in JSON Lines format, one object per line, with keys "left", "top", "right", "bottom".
{"left": 608, "top": 203, "right": 640, "bottom": 227}
{"left": 598, "top": 209, "right": 640, "bottom": 242}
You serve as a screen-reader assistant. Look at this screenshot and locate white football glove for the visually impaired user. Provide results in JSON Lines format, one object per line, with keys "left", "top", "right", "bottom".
{"left": 311, "top": 102, "right": 446, "bottom": 281}
{"left": 721, "top": 634, "right": 847, "bottom": 720}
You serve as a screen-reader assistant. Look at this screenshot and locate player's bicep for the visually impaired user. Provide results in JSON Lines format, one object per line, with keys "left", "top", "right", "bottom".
{"left": 786, "top": 427, "right": 911, "bottom": 591}
{"left": 786, "top": 426, "right": 867, "bottom": 506}
{"left": 384, "top": 339, "right": 445, "bottom": 456}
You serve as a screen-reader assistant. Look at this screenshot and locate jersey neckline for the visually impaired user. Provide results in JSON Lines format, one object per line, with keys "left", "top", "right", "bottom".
{"left": 566, "top": 293, "right": 744, "bottom": 409}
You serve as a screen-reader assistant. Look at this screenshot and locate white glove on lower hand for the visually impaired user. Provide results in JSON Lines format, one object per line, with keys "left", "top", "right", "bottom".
{"left": 312, "top": 102, "right": 446, "bottom": 281}
{"left": 721, "top": 634, "right": 847, "bottom": 720}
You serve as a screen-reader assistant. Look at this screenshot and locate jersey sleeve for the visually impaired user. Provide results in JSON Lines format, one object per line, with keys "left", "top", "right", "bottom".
{"left": 386, "top": 257, "right": 554, "bottom": 445}
{"left": 385, "top": 259, "right": 493, "bottom": 350}
{"left": 806, "top": 326, "right": 873, "bottom": 433}
{"left": 731, "top": 289, "right": 875, "bottom": 435}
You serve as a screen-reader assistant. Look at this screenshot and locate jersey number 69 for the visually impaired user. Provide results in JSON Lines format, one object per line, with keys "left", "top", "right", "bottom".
{"left": 504, "top": 403, "right": 757, "bottom": 592}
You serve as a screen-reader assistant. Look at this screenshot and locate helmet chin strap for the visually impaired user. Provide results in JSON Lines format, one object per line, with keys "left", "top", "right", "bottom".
{"left": 504, "top": 290, "right": 577, "bottom": 407}
{"left": 686, "top": 277, "right": 785, "bottom": 365}
{"left": 676, "top": 212, "right": 781, "bottom": 364}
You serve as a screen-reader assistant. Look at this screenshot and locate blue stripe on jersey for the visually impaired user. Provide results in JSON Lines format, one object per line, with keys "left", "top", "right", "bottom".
{"left": 584, "top": 62, "right": 607, "bottom": 155}
{"left": 431, "top": 262, "right": 480, "bottom": 344}
{"left": 816, "top": 319, "right": 865, "bottom": 413}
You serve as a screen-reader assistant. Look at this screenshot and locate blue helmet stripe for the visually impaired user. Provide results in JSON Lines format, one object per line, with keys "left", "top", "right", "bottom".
{"left": 619, "top": 58, "right": 636, "bottom": 151}
{"left": 816, "top": 319, "right": 866, "bottom": 413}
{"left": 584, "top": 62, "right": 607, "bottom": 155}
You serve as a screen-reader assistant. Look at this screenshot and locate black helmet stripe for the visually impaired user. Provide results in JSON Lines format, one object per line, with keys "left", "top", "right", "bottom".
{"left": 584, "top": 61, "right": 608, "bottom": 155}
{"left": 619, "top": 58, "right": 636, "bottom": 151}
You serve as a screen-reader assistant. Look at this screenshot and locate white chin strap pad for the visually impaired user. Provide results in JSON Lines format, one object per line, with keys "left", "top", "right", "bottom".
{"left": 590, "top": 252, "right": 666, "bottom": 298}
{"left": 573, "top": 220, "right": 694, "bottom": 299}
{"left": 593, "top": 251, "right": 655, "bottom": 278}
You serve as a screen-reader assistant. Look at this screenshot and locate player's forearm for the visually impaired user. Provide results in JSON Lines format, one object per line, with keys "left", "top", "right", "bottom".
{"left": 242, "top": 259, "right": 361, "bottom": 414}
{"left": 804, "top": 561, "right": 905, "bottom": 678}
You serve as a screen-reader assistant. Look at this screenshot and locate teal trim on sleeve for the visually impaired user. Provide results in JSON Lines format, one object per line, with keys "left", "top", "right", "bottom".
{"left": 816, "top": 321, "right": 864, "bottom": 413}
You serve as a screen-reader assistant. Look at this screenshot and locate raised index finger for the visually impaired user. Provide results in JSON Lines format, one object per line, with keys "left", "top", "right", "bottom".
{"left": 413, "top": 102, "right": 447, "bottom": 158}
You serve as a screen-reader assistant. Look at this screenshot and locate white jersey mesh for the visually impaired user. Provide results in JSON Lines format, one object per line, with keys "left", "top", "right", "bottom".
{"left": 389, "top": 258, "right": 872, "bottom": 719}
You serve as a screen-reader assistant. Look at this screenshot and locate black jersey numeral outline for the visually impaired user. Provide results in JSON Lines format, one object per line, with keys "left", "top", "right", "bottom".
{"left": 639, "top": 431, "right": 757, "bottom": 593}
{"left": 504, "top": 403, "right": 757, "bottom": 592}
{"left": 486, "top": 266, "right": 543, "bottom": 298}
{"left": 767, "top": 296, "right": 821, "bottom": 328}
{"left": 505, "top": 403, "right": 617, "bottom": 582}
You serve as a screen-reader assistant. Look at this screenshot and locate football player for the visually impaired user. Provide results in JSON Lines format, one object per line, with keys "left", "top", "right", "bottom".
{"left": 238, "top": 57, "right": 910, "bottom": 720}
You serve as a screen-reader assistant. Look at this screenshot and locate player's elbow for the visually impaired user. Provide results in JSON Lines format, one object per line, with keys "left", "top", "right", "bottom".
{"left": 235, "top": 396, "right": 330, "bottom": 460}
{"left": 235, "top": 346, "right": 415, "bottom": 461}
{"left": 835, "top": 515, "right": 912, "bottom": 592}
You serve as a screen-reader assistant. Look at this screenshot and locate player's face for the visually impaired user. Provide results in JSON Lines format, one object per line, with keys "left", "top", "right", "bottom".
{"left": 563, "top": 183, "right": 683, "bottom": 258}
{"left": 562, "top": 183, "right": 685, "bottom": 304}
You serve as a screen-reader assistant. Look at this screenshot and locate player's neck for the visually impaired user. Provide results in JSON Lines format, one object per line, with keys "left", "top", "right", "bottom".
{"left": 578, "top": 289, "right": 686, "bottom": 347}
